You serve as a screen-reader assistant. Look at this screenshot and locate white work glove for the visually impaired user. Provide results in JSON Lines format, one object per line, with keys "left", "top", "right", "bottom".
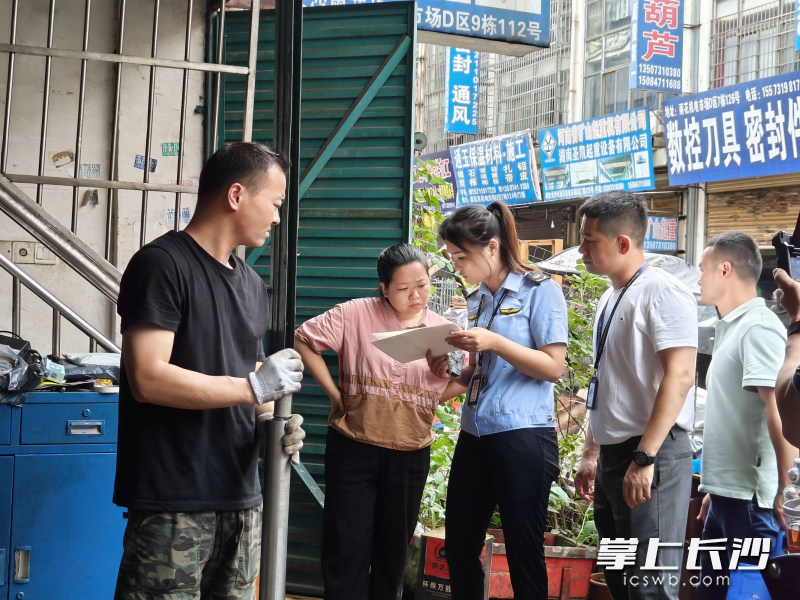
{"left": 248, "top": 348, "right": 303, "bottom": 405}
{"left": 257, "top": 413, "right": 306, "bottom": 464}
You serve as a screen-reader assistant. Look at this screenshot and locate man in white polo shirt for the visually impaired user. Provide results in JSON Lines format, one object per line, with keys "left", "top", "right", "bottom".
{"left": 696, "top": 232, "right": 796, "bottom": 600}
{"left": 574, "top": 192, "right": 698, "bottom": 600}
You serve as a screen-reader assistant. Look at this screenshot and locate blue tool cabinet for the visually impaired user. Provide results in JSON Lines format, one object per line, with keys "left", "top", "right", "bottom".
{"left": 0, "top": 392, "right": 125, "bottom": 599}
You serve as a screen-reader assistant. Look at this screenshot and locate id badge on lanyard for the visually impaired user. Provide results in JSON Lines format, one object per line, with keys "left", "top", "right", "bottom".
{"left": 586, "top": 376, "right": 598, "bottom": 410}
{"left": 587, "top": 263, "right": 647, "bottom": 411}
{"left": 467, "top": 290, "right": 508, "bottom": 407}
{"left": 468, "top": 370, "right": 484, "bottom": 406}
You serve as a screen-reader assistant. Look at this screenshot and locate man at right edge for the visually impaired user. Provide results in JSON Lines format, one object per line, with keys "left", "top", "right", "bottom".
{"left": 574, "top": 192, "right": 698, "bottom": 600}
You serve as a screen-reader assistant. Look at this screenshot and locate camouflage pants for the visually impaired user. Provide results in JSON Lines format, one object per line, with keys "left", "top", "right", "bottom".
{"left": 114, "top": 504, "right": 262, "bottom": 600}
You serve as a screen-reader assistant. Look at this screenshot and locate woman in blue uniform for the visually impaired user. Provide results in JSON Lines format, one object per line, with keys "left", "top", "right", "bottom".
{"left": 436, "top": 201, "right": 568, "bottom": 600}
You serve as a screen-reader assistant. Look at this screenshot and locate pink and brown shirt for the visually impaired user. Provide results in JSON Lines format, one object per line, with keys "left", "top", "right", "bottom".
{"left": 296, "top": 296, "right": 451, "bottom": 451}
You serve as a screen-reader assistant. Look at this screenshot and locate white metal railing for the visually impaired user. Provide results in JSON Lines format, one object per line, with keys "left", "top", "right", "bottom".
{"left": 710, "top": 0, "right": 799, "bottom": 89}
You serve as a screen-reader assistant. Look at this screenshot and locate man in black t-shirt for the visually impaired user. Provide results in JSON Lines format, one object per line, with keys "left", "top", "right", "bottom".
{"left": 113, "top": 142, "right": 305, "bottom": 600}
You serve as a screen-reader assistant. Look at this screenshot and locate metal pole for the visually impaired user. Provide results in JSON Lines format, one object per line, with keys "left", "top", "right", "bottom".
{"left": 0, "top": 42, "right": 247, "bottom": 75}
{"left": 260, "top": 394, "right": 293, "bottom": 600}
{"left": 11, "top": 277, "right": 20, "bottom": 335}
{"left": 684, "top": 0, "right": 702, "bottom": 267}
{"left": 140, "top": 0, "right": 161, "bottom": 249}
{"left": 211, "top": 5, "right": 226, "bottom": 152}
{"left": 1, "top": 0, "right": 19, "bottom": 174}
{"left": 0, "top": 252, "right": 120, "bottom": 353}
{"left": 106, "top": 0, "right": 126, "bottom": 263}
{"left": 261, "top": 3, "right": 301, "bottom": 598}
{"left": 36, "top": 0, "right": 57, "bottom": 205}
{"left": 243, "top": 0, "right": 260, "bottom": 142}
{"left": 52, "top": 308, "right": 61, "bottom": 357}
{"left": 72, "top": 0, "right": 92, "bottom": 233}
{"left": 174, "top": 0, "right": 194, "bottom": 231}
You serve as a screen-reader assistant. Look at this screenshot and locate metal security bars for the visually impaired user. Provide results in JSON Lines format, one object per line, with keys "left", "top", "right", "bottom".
{"left": 0, "top": 0, "right": 261, "bottom": 353}
{"left": 0, "top": 0, "right": 257, "bottom": 248}
{"left": 711, "top": 0, "right": 800, "bottom": 89}
{"left": 421, "top": 0, "right": 572, "bottom": 153}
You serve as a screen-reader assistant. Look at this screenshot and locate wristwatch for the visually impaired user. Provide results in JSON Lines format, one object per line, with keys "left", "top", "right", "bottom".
{"left": 788, "top": 320, "right": 800, "bottom": 337}
{"left": 632, "top": 449, "right": 656, "bottom": 466}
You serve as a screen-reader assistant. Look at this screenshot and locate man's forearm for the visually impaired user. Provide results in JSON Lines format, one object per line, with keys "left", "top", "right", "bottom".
{"left": 778, "top": 336, "right": 800, "bottom": 401}
{"left": 777, "top": 336, "right": 800, "bottom": 447}
{"left": 133, "top": 361, "right": 256, "bottom": 410}
{"left": 582, "top": 421, "right": 600, "bottom": 458}
{"left": 639, "top": 370, "right": 694, "bottom": 455}
{"left": 769, "top": 410, "right": 797, "bottom": 489}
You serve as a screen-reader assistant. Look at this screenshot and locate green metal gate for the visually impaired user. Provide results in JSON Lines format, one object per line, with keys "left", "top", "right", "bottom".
{"left": 220, "top": 4, "right": 417, "bottom": 594}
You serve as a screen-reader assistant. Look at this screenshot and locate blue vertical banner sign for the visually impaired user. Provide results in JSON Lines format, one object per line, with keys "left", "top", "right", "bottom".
{"left": 644, "top": 216, "right": 679, "bottom": 252}
{"left": 450, "top": 131, "right": 542, "bottom": 207}
{"left": 538, "top": 107, "right": 656, "bottom": 201}
{"left": 630, "top": 0, "right": 684, "bottom": 93}
{"left": 796, "top": 0, "right": 800, "bottom": 51}
{"left": 663, "top": 70, "right": 800, "bottom": 186}
{"left": 303, "top": 0, "right": 551, "bottom": 48}
{"left": 445, "top": 47, "right": 480, "bottom": 135}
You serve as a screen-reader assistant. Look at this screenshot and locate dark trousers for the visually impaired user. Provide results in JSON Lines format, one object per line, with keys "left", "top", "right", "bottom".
{"left": 321, "top": 428, "right": 429, "bottom": 600}
{"left": 594, "top": 426, "right": 693, "bottom": 600}
{"left": 444, "top": 428, "right": 559, "bottom": 600}
{"left": 698, "top": 495, "right": 781, "bottom": 600}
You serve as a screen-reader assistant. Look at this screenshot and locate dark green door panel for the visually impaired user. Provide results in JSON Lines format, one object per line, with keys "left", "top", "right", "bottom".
{"left": 222, "top": 4, "right": 415, "bottom": 594}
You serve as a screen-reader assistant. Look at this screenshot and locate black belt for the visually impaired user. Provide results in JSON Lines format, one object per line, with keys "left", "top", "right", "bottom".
{"left": 600, "top": 424, "right": 687, "bottom": 454}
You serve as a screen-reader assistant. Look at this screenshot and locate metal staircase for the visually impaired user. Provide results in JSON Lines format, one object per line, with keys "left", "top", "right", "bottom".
{"left": 0, "top": 0, "right": 260, "bottom": 354}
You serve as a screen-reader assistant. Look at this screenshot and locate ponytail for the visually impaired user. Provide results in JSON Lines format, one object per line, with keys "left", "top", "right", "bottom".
{"left": 439, "top": 201, "right": 534, "bottom": 274}
{"left": 486, "top": 201, "right": 532, "bottom": 274}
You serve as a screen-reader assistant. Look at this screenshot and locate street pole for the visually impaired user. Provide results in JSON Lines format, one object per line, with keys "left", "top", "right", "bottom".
{"left": 260, "top": 394, "right": 293, "bottom": 600}
{"left": 261, "top": 1, "right": 302, "bottom": 597}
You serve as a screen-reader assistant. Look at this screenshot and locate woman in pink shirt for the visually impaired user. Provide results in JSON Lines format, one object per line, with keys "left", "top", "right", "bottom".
{"left": 295, "top": 243, "right": 465, "bottom": 600}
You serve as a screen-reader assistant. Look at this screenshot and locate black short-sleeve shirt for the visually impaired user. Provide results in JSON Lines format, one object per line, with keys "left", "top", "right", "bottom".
{"left": 113, "top": 230, "right": 269, "bottom": 511}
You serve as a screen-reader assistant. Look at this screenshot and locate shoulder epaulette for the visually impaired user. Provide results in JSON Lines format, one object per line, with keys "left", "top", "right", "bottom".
{"left": 524, "top": 270, "right": 551, "bottom": 285}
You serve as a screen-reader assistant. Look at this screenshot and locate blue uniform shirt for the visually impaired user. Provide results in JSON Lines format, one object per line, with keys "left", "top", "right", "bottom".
{"left": 461, "top": 271, "right": 568, "bottom": 437}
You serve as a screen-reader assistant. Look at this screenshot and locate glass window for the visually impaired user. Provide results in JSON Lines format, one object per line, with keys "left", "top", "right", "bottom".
{"left": 604, "top": 29, "right": 631, "bottom": 70}
{"left": 584, "top": 0, "right": 671, "bottom": 118}
{"left": 605, "top": 0, "right": 631, "bottom": 32}
{"left": 711, "top": 0, "right": 800, "bottom": 89}
{"left": 603, "top": 72, "right": 618, "bottom": 117}
{"left": 585, "top": 75, "right": 602, "bottom": 120}
{"left": 716, "top": 0, "right": 739, "bottom": 19}
{"left": 614, "top": 68, "right": 630, "bottom": 113}
{"left": 586, "top": 39, "right": 603, "bottom": 75}
{"left": 586, "top": 3, "right": 603, "bottom": 39}
{"left": 631, "top": 89, "right": 658, "bottom": 110}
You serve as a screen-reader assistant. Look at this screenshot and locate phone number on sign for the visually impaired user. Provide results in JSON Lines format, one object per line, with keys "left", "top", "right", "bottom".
{"left": 640, "top": 64, "right": 681, "bottom": 78}
{"left": 637, "top": 75, "right": 681, "bottom": 90}
{"left": 762, "top": 78, "right": 800, "bottom": 98}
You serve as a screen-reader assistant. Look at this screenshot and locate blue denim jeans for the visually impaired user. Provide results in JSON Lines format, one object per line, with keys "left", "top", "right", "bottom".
{"left": 698, "top": 495, "right": 781, "bottom": 600}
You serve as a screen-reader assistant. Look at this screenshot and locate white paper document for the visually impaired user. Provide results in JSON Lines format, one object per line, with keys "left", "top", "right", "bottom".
{"left": 371, "top": 323, "right": 461, "bottom": 363}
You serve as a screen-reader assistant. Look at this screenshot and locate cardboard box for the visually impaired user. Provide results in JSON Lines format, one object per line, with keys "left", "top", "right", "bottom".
{"left": 416, "top": 528, "right": 493, "bottom": 599}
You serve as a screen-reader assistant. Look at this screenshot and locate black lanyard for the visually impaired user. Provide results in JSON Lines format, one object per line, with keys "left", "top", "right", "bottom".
{"left": 594, "top": 264, "right": 647, "bottom": 371}
{"left": 474, "top": 289, "right": 509, "bottom": 370}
